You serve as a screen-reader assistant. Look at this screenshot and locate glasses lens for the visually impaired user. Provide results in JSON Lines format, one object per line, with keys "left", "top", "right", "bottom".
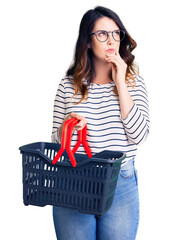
{"left": 113, "top": 30, "right": 125, "bottom": 41}
{"left": 96, "top": 31, "right": 108, "bottom": 42}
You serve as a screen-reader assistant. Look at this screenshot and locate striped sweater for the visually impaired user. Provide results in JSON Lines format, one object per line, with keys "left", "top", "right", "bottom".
{"left": 51, "top": 75, "right": 150, "bottom": 165}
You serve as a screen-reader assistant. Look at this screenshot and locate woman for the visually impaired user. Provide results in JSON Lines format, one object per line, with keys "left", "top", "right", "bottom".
{"left": 51, "top": 6, "right": 149, "bottom": 240}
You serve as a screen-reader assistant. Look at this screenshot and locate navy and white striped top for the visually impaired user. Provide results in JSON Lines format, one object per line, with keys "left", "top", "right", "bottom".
{"left": 51, "top": 75, "right": 150, "bottom": 165}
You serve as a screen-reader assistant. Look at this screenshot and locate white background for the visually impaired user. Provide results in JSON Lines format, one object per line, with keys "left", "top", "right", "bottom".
{"left": 1, "top": 0, "right": 169, "bottom": 239}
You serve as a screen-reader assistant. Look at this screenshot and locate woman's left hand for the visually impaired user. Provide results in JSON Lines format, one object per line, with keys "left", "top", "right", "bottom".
{"left": 105, "top": 49, "right": 127, "bottom": 87}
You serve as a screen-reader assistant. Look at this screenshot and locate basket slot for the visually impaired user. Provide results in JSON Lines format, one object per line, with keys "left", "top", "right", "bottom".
{"left": 48, "top": 149, "right": 51, "bottom": 159}
{"left": 93, "top": 199, "right": 97, "bottom": 210}
{"left": 44, "top": 164, "right": 47, "bottom": 170}
{"left": 69, "top": 194, "right": 72, "bottom": 205}
{"left": 92, "top": 165, "right": 97, "bottom": 178}
{"left": 74, "top": 178, "right": 77, "bottom": 192}
{"left": 88, "top": 181, "right": 92, "bottom": 193}
{"left": 85, "top": 180, "right": 89, "bottom": 193}
{"left": 54, "top": 192, "right": 61, "bottom": 203}
{"left": 61, "top": 177, "right": 66, "bottom": 190}
{"left": 28, "top": 155, "right": 42, "bottom": 171}
{"left": 51, "top": 150, "right": 55, "bottom": 160}
{"left": 70, "top": 178, "right": 74, "bottom": 191}
{"left": 42, "top": 190, "right": 53, "bottom": 202}
{"left": 90, "top": 199, "right": 93, "bottom": 210}
{"left": 44, "top": 148, "right": 47, "bottom": 156}
{"left": 53, "top": 154, "right": 67, "bottom": 163}
{"left": 93, "top": 182, "right": 97, "bottom": 194}
{"left": 96, "top": 165, "right": 102, "bottom": 178}
{"left": 74, "top": 195, "right": 78, "bottom": 206}
{"left": 87, "top": 198, "right": 90, "bottom": 210}
{"left": 52, "top": 176, "right": 56, "bottom": 188}
{"left": 56, "top": 192, "right": 61, "bottom": 203}
{"left": 48, "top": 176, "right": 52, "bottom": 188}
{"left": 65, "top": 177, "right": 69, "bottom": 190}
{"left": 73, "top": 195, "right": 77, "bottom": 206}
{"left": 26, "top": 188, "right": 36, "bottom": 201}
{"left": 57, "top": 176, "right": 62, "bottom": 189}
{"left": 44, "top": 148, "right": 56, "bottom": 161}
{"left": 46, "top": 176, "right": 49, "bottom": 188}
{"left": 43, "top": 175, "right": 53, "bottom": 189}
{"left": 45, "top": 149, "right": 51, "bottom": 159}
{"left": 36, "top": 161, "right": 40, "bottom": 169}
{"left": 43, "top": 190, "right": 47, "bottom": 201}
{"left": 97, "top": 182, "right": 103, "bottom": 195}
{"left": 25, "top": 172, "right": 39, "bottom": 186}
{"left": 44, "top": 178, "right": 47, "bottom": 187}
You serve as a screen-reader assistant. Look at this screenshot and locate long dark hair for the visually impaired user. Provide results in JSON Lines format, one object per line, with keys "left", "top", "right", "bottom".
{"left": 66, "top": 6, "right": 139, "bottom": 104}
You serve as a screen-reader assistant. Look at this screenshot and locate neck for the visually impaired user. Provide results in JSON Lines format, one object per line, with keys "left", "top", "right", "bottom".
{"left": 92, "top": 57, "right": 113, "bottom": 84}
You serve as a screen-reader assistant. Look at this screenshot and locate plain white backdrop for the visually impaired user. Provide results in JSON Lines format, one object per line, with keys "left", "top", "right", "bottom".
{"left": 0, "top": 0, "right": 169, "bottom": 239}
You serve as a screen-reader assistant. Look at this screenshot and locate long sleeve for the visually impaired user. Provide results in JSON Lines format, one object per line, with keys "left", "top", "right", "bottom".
{"left": 51, "top": 79, "right": 66, "bottom": 143}
{"left": 120, "top": 75, "right": 150, "bottom": 145}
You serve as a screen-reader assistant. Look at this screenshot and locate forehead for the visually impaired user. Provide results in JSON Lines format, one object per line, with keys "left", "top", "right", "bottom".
{"left": 93, "top": 17, "right": 119, "bottom": 31}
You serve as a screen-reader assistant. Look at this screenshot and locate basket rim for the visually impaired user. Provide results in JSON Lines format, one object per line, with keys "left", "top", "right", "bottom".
{"left": 19, "top": 142, "right": 126, "bottom": 167}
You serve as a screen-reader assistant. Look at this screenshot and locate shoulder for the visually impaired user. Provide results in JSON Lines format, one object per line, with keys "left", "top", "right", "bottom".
{"left": 133, "top": 74, "right": 148, "bottom": 95}
{"left": 56, "top": 75, "right": 76, "bottom": 97}
{"left": 134, "top": 74, "right": 146, "bottom": 86}
{"left": 58, "top": 75, "right": 74, "bottom": 88}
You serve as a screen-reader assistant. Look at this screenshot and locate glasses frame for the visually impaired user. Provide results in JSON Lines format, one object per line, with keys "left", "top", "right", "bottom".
{"left": 90, "top": 29, "right": 125, "bottom": 42}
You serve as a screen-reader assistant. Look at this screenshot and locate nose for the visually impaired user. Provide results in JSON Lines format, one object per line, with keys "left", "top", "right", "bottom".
{"left": 107, "top": 32, "right": 115, "bottom": 44}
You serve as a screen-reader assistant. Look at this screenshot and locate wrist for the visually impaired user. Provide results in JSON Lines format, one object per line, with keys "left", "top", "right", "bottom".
{"left": 58, "top": 124, "right": 64, "bottom": 142}
{"left": 116, "top": 81, "right": 127, "bottom": 92}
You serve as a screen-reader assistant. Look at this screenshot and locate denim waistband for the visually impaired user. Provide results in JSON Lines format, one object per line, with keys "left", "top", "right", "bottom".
{"left": 120, "top": 158, "right": 135, "bottom": 170}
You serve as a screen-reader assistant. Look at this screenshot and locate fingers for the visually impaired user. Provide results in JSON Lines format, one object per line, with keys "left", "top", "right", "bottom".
{"left": 66, "top": 112, "right": 87, "bottom": 131}
{"left": 115, "top": 48, "right": 120, "bottom": 56}
{"left": 74, "top": 116, "right": 87, "bottom": 130}
{"left": 105, "top": 54, "right": 127, "bottom": 69}
{"left": 105, "top": 54, "right": 121, "bottom": 67}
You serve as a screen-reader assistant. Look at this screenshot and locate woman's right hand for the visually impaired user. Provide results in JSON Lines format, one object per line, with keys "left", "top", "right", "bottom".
{"left": 58, "top": 112, "right": 87, "bottom": 142}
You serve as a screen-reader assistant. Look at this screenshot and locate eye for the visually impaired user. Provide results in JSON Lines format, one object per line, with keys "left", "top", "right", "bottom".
{"left": 98, "top": 31, "right": 107, "bottom": 36}
{"left": 114, "top": 30, "right": 120, "bottom": 35}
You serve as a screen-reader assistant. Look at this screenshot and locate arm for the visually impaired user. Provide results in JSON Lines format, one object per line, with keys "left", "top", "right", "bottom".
{"left": 51, "top": 79, "right": 66, "bottom": 143}
{"left": 105, "top": 50, "right": 149, "bottom": 145}
{"left": 51, "top": 78, "right": 88, "bottom": 143}
{"left": 119, "top": 76, "right": 150, "bottom": 145}
{"left": 116, "top": 82, "right": 134, "bottom": 119}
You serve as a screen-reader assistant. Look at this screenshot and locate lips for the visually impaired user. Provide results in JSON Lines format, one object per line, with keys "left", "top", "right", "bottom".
{"left": 106, "top": 49, "right": 115, "bottom": 53}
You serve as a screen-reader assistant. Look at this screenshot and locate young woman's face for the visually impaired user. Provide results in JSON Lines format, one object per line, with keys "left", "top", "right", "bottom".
{"left": 90, "top": 17, "right": 120, "bottom": 62}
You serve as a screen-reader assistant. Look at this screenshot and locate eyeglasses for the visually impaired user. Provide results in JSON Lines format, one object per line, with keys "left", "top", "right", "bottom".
{"left": 90, "top": 30, "right": 125, "bottom": 42}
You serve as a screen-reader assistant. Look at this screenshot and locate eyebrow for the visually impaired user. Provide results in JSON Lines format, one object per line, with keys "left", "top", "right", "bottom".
{"left": 95, "top": 29, "right": 120, "bottom": 32}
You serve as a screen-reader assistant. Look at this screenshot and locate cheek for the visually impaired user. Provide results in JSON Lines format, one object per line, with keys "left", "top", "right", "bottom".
{"left": 116, "top": 43, "right": 120, "bottom": 51}
{"left": 91, "top": 42, "right": 104, "bottom": 56}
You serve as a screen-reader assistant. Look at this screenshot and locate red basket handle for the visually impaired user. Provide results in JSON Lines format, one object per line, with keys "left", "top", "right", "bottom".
{"left": 65, "top": 118, "right": 80, "bottom": 167}
{"left": 52, "top": 117, "right": 92, "bottom": 167}
{"left": 52, "top": 118, "right": 79, "bottom": 165}
{"left": 72, "top": 125, "right": 92, "bottom": 158}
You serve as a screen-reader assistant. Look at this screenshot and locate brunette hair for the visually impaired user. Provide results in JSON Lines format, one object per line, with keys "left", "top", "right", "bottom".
{"left": 66, "top": 6, "right": 139, "bottom": 104}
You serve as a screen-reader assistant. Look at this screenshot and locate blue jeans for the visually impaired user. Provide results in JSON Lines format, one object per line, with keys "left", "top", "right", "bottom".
{"left": 53, "top": 158, "right": 139, "bottom": 240}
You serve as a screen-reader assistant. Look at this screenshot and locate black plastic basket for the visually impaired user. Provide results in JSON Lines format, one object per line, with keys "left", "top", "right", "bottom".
{"left": 19, "top": 142, "right": 126, "bottom": 216}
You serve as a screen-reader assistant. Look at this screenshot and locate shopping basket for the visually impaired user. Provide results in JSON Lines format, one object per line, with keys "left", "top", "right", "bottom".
{"left": 19, "top": 118, "right": 126, "bottom": 216}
